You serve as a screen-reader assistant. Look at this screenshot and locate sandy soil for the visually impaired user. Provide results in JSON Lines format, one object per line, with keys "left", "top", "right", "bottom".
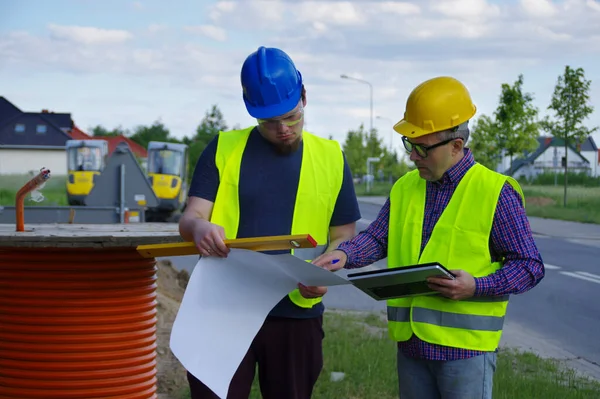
{"left": 156, "top": 259, "right": 190, "bottom": 399}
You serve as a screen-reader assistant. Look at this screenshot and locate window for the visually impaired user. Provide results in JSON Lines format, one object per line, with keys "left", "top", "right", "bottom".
{"left": 14, "top": 124, "right": 25, "bottom": 133}
{"left": 36, "top": 124, "right": 47, "bottom": 134}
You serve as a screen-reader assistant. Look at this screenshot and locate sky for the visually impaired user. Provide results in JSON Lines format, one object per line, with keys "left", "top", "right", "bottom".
{"left": 1, "top": 0, "right": 599, "bottom": 155}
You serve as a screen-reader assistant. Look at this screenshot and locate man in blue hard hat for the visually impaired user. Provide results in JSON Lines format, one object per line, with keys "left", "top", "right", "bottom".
{"left": 179, "top": 46, "right": 361, "bottom": 398}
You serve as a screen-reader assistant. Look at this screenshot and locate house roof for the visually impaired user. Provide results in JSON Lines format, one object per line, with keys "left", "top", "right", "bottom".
{"left": 69, "top": 125, "right": 93, "bottom": 140}
{"left": 0, "top": 96, "right": 22, "bottom": 122}
{"left": 0, "top": 97, "right": 75, "bottom": 147}
{"left": 39, "top": 110, "right": 73, "bottom": 131}
{"left": 0, "top": 112, "right": 72, "bottom": 147}
{"left": 578, "top": 136, "right": 598, "bottom": 152}
{"left": 505, "top": 136, "right": 590, "bottom": 175}
{"left": 93, "top": 135, "right": 148, "bottom": 158}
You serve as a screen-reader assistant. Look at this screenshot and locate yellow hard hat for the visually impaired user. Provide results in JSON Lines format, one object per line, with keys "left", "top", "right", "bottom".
{"left": 393, "top": 76, "right": 477, "bottom": 138}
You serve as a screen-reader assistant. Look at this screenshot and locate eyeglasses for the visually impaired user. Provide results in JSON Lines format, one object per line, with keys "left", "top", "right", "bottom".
{"left": 257, "top": 106, "right": 304, "bottom": 129}
{"left": 402, "top": 136, "right": 460, "bottom": 158}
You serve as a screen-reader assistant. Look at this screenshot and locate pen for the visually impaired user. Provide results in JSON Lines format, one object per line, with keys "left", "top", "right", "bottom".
{"left": 331, "top": 259, "right": 339, "bottom": 264}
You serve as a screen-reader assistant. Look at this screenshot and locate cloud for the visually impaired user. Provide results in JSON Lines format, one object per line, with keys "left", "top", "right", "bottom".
{"left": 430, "top": 0, "right": 501, "bottom": 19}
{"left": 520, "top": 0, "right": 558, "bottom": 17}
{"left": 148, "top": 24, "right": 168, "bottom": 34}
{"left": 184, "top": 25, "right": 227, "bottom": 42}
{"left": 1, "top": 0, "right": 598, "bottom": 145}
{"left": 48, "top": 24, "right": 133, "bottom": 45}
{"left": 132, "top": 1, "right": 144, "bottom": 11}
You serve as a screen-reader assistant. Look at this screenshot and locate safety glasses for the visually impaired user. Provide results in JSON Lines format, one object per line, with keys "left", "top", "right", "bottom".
{"left": 257, "top": 106, "right": 304, "bottom": 129}
{"left": 402, "top": 136, "right": 461, "bottom": 158}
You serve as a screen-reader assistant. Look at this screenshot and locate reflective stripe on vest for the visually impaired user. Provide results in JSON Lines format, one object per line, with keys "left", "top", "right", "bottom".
{"left": 211, "top": 127, "right": 344, "bottom": 309}
{"left": 386, "top": 163, "right": 524, "bottom": 351}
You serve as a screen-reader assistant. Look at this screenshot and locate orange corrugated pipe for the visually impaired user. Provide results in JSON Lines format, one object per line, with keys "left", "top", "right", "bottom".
{"left": 0, "top": 248, "right": 159, "bottom": 398}
{"left": 15, "top": 167, "right": 51, "bottom": 232}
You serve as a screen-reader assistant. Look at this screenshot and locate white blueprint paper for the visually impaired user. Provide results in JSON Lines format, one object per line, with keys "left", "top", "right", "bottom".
{"left": 170, "top": 248, "right": 350, "bottom": 399}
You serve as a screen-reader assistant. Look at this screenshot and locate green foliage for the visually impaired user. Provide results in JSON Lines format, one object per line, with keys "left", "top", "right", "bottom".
{"left": 186, "top": 105, "right": 229, "bottom": 180}
{"left": 542, "top": 66, "right": 598, "bottom": 146}
{"left": 128, "top": 120, "right": 180, "bottom": 149}
{"left": 469, "top": 74, "right": 540, "bottom": 172}
{"left": 89, "top": 124, "right": 127, "bottom": 137}
{"left": 540, "top": 66, "right": 598, "bottom": 206}
{"left": 494, "top": 74, "right": 540, "bottom": 166}
{"left": 469, "top": 114, "right": 502, "bottom": 170}
{"left": 341, "top": 124, "right": 408, "bottom": 181}
{"left": 342, "top": 124, "right": 369, "bottom": 176}
{"left": 523, "top": 172, "right": 600, "bottom": 187}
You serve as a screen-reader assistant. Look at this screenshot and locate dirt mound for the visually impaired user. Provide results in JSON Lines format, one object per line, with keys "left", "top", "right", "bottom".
{"left": 156, "top": 259, "right": 190, "bottom": 398}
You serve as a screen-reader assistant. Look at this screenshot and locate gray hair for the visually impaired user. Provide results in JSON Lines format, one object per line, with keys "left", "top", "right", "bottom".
{"left": 436, "top": 121, "right": 470, "bottom": 144}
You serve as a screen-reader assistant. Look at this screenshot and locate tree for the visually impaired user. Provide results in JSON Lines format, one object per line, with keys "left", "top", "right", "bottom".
{"left": 541, "top": 66, "right": 598, "bottom": 206}
{"left": 342, "top": 124, "right": 369, "bottom": 176}
{"left": 129, "top": 120, "right": 178, "bottom": 149}
{"left": 494, "top": 74, "right": 540, "bottom": 169}
{"left": 187, "top": 105, "right": 229, "bottom": 179}
{"left": 89, "top": 125, "right": 128, "bottom": 137}
{"left": 469, "top": 115, "right": 502, "bottom": 171}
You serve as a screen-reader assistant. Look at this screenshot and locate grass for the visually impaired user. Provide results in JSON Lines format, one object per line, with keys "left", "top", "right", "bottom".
{"left": 522, "top": 185, "right": 600, "bottom": 224}
{"left": 0, "top": 174, "right": 68, "bottom": 206}
{"left": 181, "top": 310, "right": 600, "bottom": 399}
{"left": 354, "top": 180, "right": 600, "bottom": 225}
{"left": 354, "top": 181, "right": 395, "bottom": 197}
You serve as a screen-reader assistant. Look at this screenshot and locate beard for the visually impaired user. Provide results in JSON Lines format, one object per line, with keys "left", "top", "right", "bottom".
{"left": 273, "top": 135, "right": 302, "bottom": 155}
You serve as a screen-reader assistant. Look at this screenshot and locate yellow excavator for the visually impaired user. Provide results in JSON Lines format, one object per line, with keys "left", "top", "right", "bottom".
{"left": 145, "top": 141, "right": 189, "bottom": 222}
{"left": 65, "top": 139, "right": 109, "bottom": 205}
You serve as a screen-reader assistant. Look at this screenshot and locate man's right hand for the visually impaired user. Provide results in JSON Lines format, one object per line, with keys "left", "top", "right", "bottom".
{"left": 192, "top": 220, "right": 230, "bottom": 258}
{"left": 312, "top": 249, "right": 347, "bottom": 272}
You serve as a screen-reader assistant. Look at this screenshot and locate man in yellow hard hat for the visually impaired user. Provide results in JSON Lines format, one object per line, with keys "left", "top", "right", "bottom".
{"left": 308, "top": 76, "right": 546, "bottom": 398}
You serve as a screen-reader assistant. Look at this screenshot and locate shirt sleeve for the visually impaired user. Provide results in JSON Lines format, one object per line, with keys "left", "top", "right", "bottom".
{"left": 187, "top": 136, "right": 220, "bottom": 202}
{"left": 337, "top": 197, "right": 390, "bottom": 268}
{"left": 474, "top": 182, "right": 546, "bottom": 296}
{"left": 330, "top": 152, "right": 362, "bottom": 227}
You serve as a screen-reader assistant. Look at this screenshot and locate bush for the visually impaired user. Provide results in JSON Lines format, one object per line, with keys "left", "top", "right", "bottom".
{"left": 520, "top": 172, "right": 600, "bottom": 187}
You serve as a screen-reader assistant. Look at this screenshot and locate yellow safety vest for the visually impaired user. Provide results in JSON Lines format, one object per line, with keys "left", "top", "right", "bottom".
{"left": 387, "top": 163, "right": 524, "bottom": 351}
{"left": 211, "top": 127, "right": 345, "bottom": 308}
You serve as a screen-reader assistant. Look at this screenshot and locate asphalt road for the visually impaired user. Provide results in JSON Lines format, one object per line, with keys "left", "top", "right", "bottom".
{"left": 161, "top": 201, "right": 600, "bottom": 371}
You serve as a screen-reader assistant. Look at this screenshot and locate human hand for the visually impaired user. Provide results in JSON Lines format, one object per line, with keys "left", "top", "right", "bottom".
{"left": 193, "top": 221, "right": 230, "bottom": 258}
{"left": 427, "top": 269, "right": 476, "bottom": 300}
{"left": 298, "top": 283, "right": 328, "bottom": 299}
{"left": 312, "top": 250, "right": 347, "bottom": 272}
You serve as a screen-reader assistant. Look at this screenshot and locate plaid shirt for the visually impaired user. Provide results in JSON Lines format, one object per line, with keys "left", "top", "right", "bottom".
{"left": 338, "top": 149, "right": 545, "bottom": 360}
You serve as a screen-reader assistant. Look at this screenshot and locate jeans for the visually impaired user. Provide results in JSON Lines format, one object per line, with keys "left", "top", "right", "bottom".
{"left": 397, "top": 348, "right": 497, "bottom": 399}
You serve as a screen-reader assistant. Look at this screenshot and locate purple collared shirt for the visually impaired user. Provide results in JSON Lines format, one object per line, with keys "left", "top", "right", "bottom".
{"left": 338, "top": 149, "right": 545, "bottom": 360}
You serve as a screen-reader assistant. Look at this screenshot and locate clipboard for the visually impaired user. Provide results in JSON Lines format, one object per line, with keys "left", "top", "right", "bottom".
{"left": 346, "top": 262, "right": 455, "bottom": 301}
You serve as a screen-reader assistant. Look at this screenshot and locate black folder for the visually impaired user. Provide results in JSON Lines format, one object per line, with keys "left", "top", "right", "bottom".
{"left": 346, "top": 262, "right": 455, "bottom": 301}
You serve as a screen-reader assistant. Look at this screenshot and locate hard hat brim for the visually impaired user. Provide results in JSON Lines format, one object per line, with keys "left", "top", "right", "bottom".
{"left": 244, "top": 88, "right": 302, "bottom": 120}
{"left": 393, "top": 119, "right": 432, "bottom": 139}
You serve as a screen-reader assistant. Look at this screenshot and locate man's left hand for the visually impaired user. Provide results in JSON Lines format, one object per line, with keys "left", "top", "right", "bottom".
{"left": 427, "top": 269, "right": 476, "bottom": 300}
{"left": 298, "top": 283, "right": 328, "bottom": 299}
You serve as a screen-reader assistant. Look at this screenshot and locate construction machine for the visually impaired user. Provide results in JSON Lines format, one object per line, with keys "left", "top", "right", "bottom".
{"left": 145, "top": 141, "right": 189, "bottom": 222}
{"left": 65, "top": 139, "right": 108, "bottom": 205}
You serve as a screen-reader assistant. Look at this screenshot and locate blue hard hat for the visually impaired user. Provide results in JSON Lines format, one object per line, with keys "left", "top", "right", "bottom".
{"left": 240, "top": 46, "right": 303, "bottom": 119}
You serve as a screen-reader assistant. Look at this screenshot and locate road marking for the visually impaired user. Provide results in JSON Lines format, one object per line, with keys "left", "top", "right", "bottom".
{"left": 560, "top": 271, "right": 600, "bottom": 285}
{"left": 358, "top": 218, "right": 373, "bottom": 225}
{"left": 575, "top": 271, "right": 600, "bottom": 280}
{"left": 544, "top": 264, "right": 561, "bottom": 270}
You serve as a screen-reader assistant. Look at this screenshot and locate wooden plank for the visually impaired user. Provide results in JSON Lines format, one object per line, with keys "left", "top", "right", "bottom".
{"left": 136, "top": 234, "right": 317, "bottom": 258}
{"left": 0, "top": 223, "right": 183, "bottom": 248}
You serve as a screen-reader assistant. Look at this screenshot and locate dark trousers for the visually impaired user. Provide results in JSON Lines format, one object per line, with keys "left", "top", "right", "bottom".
{"left": 187, "top": 316, "right": 324, "bottom": 399}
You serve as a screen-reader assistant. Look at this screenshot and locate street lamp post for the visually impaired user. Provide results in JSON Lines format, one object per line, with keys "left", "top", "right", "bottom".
{"left": 340, "top": 74, "right": 373, "bottom": 134}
